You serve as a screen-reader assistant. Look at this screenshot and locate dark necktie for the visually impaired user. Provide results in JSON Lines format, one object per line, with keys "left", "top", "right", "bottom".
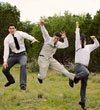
{"left": 12, "top": 34, "right": 20, "bottom": 50}
{"left": 54, "top": 42, "right": 57, "bottom": 48}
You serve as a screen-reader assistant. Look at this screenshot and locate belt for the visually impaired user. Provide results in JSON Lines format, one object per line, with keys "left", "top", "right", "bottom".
{"left": 9, "top": 51, "right": 27, "bottom": 57}
{"left": 75, "top": 63, "right": 88, "bottom": 68}
{"left": 39, "top": 55, "right": 44, "bottom": 57}
{"left": 39, "top": 54, "right": 52, "bottom": 59}
{"left": 12, "top": 51, "right": 26, "bottom": 54}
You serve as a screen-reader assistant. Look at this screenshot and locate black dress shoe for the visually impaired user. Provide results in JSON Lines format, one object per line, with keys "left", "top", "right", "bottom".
{"left": 38, "top": 78, "right": 43, "bottom": 84}
{"left": 79, "top": 101, "right": 86, "bottom": 110}
{"left": 74, "top": 76, "right": 80, "bottom": 84}
{"left": 4, "top": 81, "right": 15, "bottom": 87}
{"left": 20, "top": 85, "right": 26, "bottom": 90}
{"left": 69, "top": 79, "right": 74, "bottom": 87}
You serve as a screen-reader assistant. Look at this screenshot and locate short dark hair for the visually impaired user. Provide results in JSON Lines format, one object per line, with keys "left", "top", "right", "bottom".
{"left": 54, "top": 32, "right": 62, "bottom": 38}
{"left": 80, "top": 33, "right": 86, "bottom": 41}
{"left": 80, "top": 33, "right": 86, "bottom": 48}
{"left": 8, "top": 23, "right": 16, "bottom": 29}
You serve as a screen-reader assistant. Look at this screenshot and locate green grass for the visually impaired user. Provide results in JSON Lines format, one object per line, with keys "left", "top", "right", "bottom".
{"left": 0, "top": 65, "right": 100, "bottom": 110}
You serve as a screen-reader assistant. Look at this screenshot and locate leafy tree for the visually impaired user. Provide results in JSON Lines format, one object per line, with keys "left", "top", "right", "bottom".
{"left": 0, "top": 2, "right": 99, "bottom": 71}
{"left": 88, "top": 10, "right": 100, "bottom": 71}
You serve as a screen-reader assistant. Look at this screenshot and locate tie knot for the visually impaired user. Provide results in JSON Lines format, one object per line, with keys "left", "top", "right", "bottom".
{"left": 12, "top": 34, "right": 15, "bottom": 37}
{"left": 54, "top": 42, "right": 57, "bottom": 48}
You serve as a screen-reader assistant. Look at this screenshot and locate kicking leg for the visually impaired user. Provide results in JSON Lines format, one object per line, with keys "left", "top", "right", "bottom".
{"left": 50, "top": 58, "right": 75, "bottom": 80}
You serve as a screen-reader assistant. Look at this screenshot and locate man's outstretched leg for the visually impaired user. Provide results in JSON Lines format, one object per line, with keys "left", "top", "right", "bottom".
{"left": 50, "top": 58, "right": 76, "bottom": 81}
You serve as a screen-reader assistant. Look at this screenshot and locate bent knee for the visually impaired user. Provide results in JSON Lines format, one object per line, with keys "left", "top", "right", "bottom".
{"left": 2, "top": 68, "right": 9, "bottom": 73}
{"left": 86, "top": 71, "right": 89, "bottom": 77}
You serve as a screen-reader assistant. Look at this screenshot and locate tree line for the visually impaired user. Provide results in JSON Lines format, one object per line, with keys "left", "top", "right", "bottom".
{"left": 0, "top": 2, "right": 100, "bottom": 71}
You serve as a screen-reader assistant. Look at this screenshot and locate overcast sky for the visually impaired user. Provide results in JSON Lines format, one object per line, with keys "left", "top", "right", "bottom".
{"left": 0, "top": 0, "right": 100, "bottom": 22}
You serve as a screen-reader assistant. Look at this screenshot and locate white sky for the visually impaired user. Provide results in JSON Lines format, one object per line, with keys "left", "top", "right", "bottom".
{"left": 1, "top": 0, "right": 100, "bottom": 22}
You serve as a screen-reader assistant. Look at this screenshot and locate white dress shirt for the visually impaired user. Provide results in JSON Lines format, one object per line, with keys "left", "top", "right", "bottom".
{"left": 3, "top": 31, "right": 37, "bottom": 63}
{"left": 75, "top": 28, "right": 99, "bottom": 66}
{"left": 39, "top": 25, "right": 69, "bottom": 59}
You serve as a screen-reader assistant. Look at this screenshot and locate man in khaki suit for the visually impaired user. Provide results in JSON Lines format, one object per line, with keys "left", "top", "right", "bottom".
{"left": 37, "top": 20, "right": 78, "bottom": 84}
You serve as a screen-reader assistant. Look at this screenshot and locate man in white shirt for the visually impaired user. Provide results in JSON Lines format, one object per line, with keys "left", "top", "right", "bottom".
{"left": 2, "top": 24, "right": 39, "bottom": 90}
{"left": 69, "top": 22, "right": 99, "bottom": 110}
{"left": 37, "top": 20, "right": 77, "bottom": 84}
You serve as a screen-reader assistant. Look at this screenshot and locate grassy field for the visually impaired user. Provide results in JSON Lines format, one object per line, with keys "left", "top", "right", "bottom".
{"left": 0, "top": 65, "right": 100, "bottom": 110}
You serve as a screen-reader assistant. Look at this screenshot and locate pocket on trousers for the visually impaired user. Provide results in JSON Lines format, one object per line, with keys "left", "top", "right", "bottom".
{"left": 38, "top": 56, "right": 48, "bottom": 67}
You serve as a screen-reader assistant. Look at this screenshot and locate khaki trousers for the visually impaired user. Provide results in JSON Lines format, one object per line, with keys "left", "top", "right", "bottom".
{"left": 38, "top": 56, "right": 75, "bottom": 80}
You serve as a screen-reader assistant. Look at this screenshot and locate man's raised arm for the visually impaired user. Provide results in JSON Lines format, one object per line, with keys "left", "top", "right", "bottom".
{"left": 75, "top": 22, "right": 81, "bottom": 51}
{"left": 40, "top": 20, "right": 51, "bottom": 42}
{"left": 88, "top": 36, "right": 99, "bottom": 52}
{"left": 58, "top": 32, "right": 69, "bottom": 49}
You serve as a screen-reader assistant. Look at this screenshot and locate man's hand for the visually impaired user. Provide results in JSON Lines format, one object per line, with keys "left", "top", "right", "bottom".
{"left": 3, "top": 62, "right": 8, "bottom": 69}
{"left": 90, "top": 36, "right": 96, "bottom": 40}
{"left": 31, "top": 39, "right": 40, "bottom": 44}
{"left": 76, "top": 21, "right": 79, "bottom": 28}
{"left": 39, "top": 20, "right": 45, "bottom": 26}
{"left": 61, "top": 32, "right": 66, "bottom": 38}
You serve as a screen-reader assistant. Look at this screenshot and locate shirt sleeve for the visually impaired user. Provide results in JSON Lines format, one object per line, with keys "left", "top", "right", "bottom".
{"left": 88, "top": 38, "right": 100, "bottom": 52}
{"left": 3, "top": 38, "right": 9, "bottom": 63}
{"left": 40, "top": 25, "right": 51, "bottom": 42}
{"left": 75, "top": 27, "right": 81, "bottom": 51}
{"left": 57, "top": 37, "right": 69, "bottom": 49}
{"left": 19, "top": 31, "right": 37, "bottom": 42}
